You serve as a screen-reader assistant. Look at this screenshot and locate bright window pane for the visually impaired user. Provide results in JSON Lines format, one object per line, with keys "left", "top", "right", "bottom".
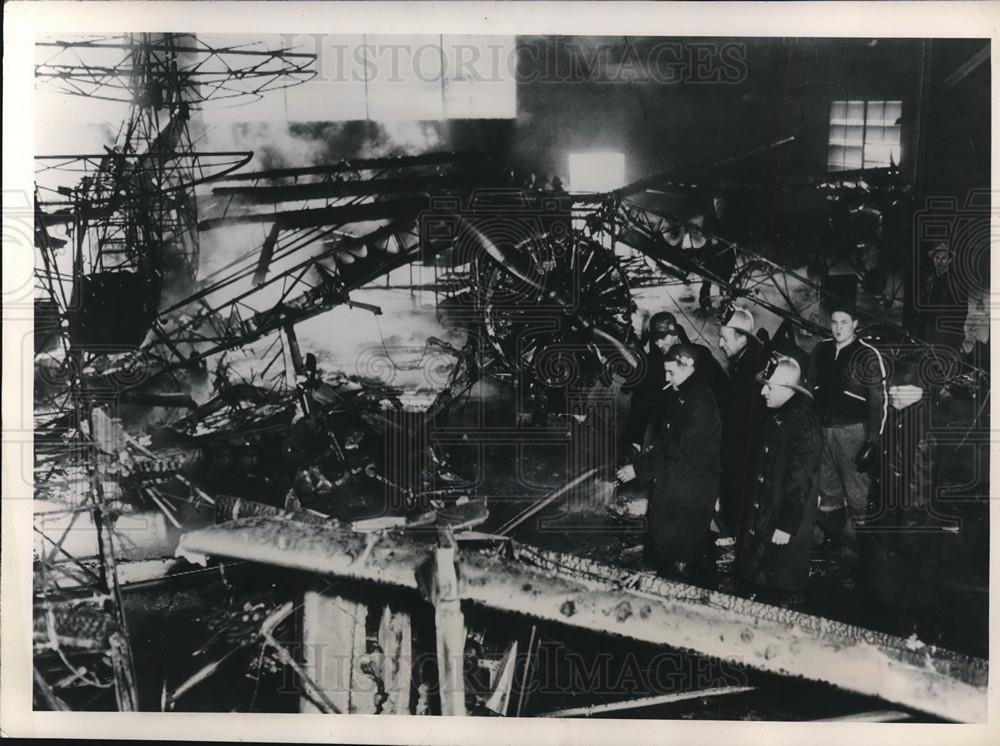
{"left": 864, "top": 144, "right": 891, "bottom": 167}
{"left": 828, "top": 145, "right": 848, "bottom": 170}
{"left": 829, "top": 98, "right": 902, "bottom": 172}
{"left": 844, "top": 147, "right": 863, "bottom": 170}
{"left": 845, "top": 125, "right": 865, "bottom": 144}
{"left": 866, "top": 100, "right": 884, "bottom": 124}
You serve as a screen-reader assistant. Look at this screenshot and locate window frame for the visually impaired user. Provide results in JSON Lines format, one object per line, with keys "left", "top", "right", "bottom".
{"left": 827, "top": 99, "right": 902, "bottom": 172}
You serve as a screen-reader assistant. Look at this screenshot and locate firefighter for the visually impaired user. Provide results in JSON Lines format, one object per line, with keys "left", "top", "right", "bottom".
{"left": 736, "top": 355, "right": 823, "bottom": 608}
{"left": 615, "top": 344, "right": 721, "bottom": 582}
{"left": 623, "top": 311, "right": 726, "bottom": 452}
{"left": 716, "top": 305, "right": 769, "bottom": 541}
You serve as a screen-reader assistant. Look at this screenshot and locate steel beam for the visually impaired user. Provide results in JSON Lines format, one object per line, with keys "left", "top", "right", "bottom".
{"left": 213, "top": 173, "right": 471, "bottom": 204}
{"left": 197, "top": 198, "right": 428, "bottom": 231}
{"left": 214, "top": 152, "right": 491, "bottom": 182}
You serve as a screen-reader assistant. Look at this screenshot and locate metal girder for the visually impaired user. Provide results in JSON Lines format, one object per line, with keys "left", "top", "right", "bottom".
{"left": 176, "top": 517, "right": 988, "bottom": 722}
{"left": 36, "top": 33, "right": 316, "bottom": 106}
{"left": 213, "top": 172, "right": 473, "bottom": 204}
{"left": 215, "top": 151, "right": 493, "bottom": 182}
{"left": 197, "top": 197, "right": 429, "bottom": 231}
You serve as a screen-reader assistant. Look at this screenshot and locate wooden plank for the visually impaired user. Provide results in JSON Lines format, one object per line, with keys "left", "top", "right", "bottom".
{"left": 177, "top": 517, "right": 988, "bottom": 722}
{"left": 300, "top": 588, "right": 372, "bottom": 714}
{"left": 376, "top": 605, "right": 412, "bottom": 715}
{"left": 427, "top": 527, "right": 466, "bottom": 716}
{"left": 484, "top": 640, "right": 518, "bottom": 715}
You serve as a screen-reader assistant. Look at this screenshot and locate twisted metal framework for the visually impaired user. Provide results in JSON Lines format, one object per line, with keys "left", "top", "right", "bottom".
{"left": 36, "top": 34, "right": 316, "bottom": 105}
{"left": 32, "top": 33, "right": 317, "bottom": 712}
{"left": 129, "top": 152, "right": 500, "bottom": 386}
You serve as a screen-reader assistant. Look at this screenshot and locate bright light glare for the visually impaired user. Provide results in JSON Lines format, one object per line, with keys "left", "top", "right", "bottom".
{"left": 568, "top": 152, "right": 625, "bottom": 192}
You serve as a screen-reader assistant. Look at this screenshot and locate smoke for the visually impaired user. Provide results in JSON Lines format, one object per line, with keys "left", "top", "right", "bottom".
{"left": 201, "top": 119, "right": 445, "bottom": 176}
{"left": 290, "top": 120, "right": 444, "bottom": 162}
{"left": 371, "top": 121, "right": 443, "bottom": 156}
{"left": 202, "top": 122, "right": 328, "bottom": 172}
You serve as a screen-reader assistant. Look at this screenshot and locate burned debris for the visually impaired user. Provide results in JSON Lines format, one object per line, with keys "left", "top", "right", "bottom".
{"left": 29, "top": 33, "right": 989, "bottom": 723}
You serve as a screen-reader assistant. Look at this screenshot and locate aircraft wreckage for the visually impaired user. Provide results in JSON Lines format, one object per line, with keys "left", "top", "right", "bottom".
{"left": 31, "top": 33, "right": 988, "bottom": 720}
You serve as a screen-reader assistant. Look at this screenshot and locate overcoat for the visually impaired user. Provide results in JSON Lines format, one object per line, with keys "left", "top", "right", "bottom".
{"left": 718, "top": 339, "right": 768, "bottom": 530}
{"left": 623, "top": 337, "right": 726, "bottom": 448}
{"left": 736, "top": 392, "right": 823, "bottom": 593}
{"left": 633, "top": 374, "right": 721, "bottom": 568}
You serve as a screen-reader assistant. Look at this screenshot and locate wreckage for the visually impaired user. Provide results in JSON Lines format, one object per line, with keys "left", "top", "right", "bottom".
{"left": 32, "top": 33, "right": 988, "bottom": 720}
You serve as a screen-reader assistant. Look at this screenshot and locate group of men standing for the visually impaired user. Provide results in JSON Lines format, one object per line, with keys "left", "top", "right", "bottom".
{"left": 616, "top": 301, "right": 895, "bottom": 608}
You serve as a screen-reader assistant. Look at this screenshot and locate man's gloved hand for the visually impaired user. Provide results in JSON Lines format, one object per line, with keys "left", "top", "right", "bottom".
{"left": 854, "top": 440, "right": 878, "bottom": 473}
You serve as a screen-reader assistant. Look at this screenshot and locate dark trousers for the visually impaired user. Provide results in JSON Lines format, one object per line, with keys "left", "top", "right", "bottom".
{"left": 648, "top": 532, "right": 718, "bottom": 589}
{"left": 734, "top": 578, "right": 806, "bottom": 610}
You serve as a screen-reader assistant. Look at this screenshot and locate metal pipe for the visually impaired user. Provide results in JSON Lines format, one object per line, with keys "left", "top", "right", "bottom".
{"left": 496, "top": 468, "right": 601, "bottom": 536}
{"left": 537, "top": 685, "right": 756, "bottom": 718}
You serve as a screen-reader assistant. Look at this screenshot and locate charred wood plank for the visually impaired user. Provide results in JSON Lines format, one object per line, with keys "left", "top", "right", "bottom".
{"left": 376, "top": 605, "right": 413, "bottom": 715}
{"left": 300, "top": 587, "right": 370, "bottom": 714}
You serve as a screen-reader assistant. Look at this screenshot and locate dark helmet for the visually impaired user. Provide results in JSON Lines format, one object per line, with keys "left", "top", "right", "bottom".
{"left": 649, "top": 312, "right": 682, "bottom": 340}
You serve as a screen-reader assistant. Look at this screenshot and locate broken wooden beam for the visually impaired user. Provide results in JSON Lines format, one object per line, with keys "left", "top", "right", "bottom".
{"left": 418, "top": 527, "right": 466, "bottom": 716}
{"left": 300, "top": 587, "right": 367, "bottom": 714}
{"left": 376, "top": 605, "right": 413, "bottom": 714}
{"left": 176, "top": 517, "right": 988, "bottom": 722}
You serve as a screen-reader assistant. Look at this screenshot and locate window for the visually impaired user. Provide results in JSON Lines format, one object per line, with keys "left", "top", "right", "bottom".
{"left": 568, "top": 152, "right": 625, "bottom": 192}
{"left": 827, "top": 100, "right": 902, "bottom": 171}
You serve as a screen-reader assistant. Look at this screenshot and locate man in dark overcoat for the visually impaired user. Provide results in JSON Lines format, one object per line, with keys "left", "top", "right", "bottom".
{"left": 736, "top": 355, "right": 823, "bottom": 607}
{"left": 716, "top": 305, "right": 769, "bottom": 540}
{"left": 616, "top": 344, "right": 721, "bottom": 582}
{"left": 623, "top": 311, "right": 726, "bottom": 453}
